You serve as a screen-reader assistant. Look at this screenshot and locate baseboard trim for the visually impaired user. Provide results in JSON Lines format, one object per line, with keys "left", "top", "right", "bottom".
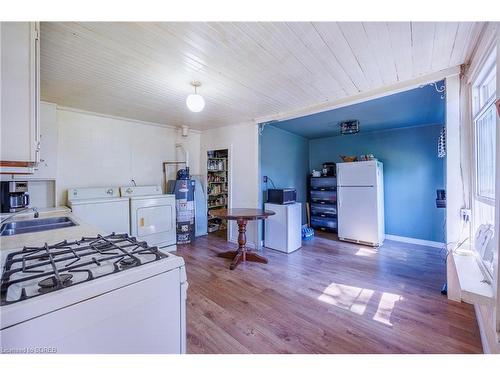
{"left": 385, "top": 234, "right": 445, "bottom": 249}
{"left": 474, "top": 304, "right": 490, "bottom": 354}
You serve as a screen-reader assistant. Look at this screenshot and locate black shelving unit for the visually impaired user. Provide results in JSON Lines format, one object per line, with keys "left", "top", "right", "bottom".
{"left": 309, "top": 176, "right": 337, "bottom": 232}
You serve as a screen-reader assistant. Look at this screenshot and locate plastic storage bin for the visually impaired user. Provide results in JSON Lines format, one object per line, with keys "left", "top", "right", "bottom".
{"left": 311, "top": 217, "right": 337, "bottom": 231}
{"left": 310, "top": 177, "right": 337, "bottom": 190}
{"left": 310, "top": 190, "right": 337, "bottom": 203}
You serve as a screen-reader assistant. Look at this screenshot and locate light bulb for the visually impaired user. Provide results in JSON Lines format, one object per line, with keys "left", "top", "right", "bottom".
{"left": 186, "top": 94, "right": 205, "bottom": 112}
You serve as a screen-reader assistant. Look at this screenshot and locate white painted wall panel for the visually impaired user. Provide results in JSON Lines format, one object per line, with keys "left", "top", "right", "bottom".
{"left": 200, "top": 122, "right": 260, "bottom": 246}
{"left": 56, "top": 109, "right": 200, "bottom": 205}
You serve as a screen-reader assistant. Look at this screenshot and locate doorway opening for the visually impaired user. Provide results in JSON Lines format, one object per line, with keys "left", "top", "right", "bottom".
{"left": 259, "top": 81, "right": 446, "bottom": 249}
{"left": 207, "top": 149, "right": 229, "bottom": 239}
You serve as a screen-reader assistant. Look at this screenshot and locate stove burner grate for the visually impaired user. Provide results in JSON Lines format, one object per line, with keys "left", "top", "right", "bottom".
{"left": 1, "top": 233, "right": 168, "bottom": 305}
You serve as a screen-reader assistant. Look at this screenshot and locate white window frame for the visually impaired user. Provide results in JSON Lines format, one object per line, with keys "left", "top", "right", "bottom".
{"left": 472, "top": 48, "right": 497, "bottom": 206}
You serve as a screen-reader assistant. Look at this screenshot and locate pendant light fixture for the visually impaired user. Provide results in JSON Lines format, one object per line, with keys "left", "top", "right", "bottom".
{"left": 186, "top": 80, "right": 205, "bottom": 112}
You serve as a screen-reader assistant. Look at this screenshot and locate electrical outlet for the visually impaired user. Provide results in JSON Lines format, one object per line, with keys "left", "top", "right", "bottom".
{"left": 263, "top": 176, "right": 268, "bottom": 183}
{"left": 460, "top": 208, "right": 471, "bottom": 223}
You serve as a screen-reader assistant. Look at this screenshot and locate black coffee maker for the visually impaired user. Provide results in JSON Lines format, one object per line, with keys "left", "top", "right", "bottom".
{"left": 322, "top": 162, "right": 336, "bottom": 177}
{"left": 0, "top": 181, "right": 30, "bottom": 213}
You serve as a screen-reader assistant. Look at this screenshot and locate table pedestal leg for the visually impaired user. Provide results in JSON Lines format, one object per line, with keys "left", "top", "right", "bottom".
{"left": 217, "top": 219, "right": 268, "bottom": 270}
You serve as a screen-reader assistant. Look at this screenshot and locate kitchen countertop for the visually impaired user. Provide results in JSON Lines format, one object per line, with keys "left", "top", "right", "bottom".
{"left": 0, "top": 206, "right": 71, "bottom": 220}
{"left": 0, "top": 207, "right": 103, "bottom": 252}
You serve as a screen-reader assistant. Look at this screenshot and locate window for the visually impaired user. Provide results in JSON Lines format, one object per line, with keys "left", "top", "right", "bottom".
{"left": 473, "top": 49, "right": 497, "bottom": 203}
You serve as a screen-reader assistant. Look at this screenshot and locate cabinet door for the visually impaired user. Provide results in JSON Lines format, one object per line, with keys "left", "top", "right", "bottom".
{"left": 0, "top": 22, "right": 40, "bottom": 167}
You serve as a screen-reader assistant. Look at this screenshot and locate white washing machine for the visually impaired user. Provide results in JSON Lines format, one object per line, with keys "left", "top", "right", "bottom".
{"left": 68, "top": 187, "right": 130, "bottom": 234}
{"left": 119, "top": 185, "right": 177, "bottom": 251}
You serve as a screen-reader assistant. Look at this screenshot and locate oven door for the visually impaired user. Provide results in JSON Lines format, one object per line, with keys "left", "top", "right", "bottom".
{"left": 0, "top": 268, "right": 183, "bottom": 354}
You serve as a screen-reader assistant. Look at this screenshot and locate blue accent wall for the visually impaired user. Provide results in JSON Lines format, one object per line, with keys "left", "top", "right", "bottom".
{"left": 260, "top": 125, "right": 309, "bottom": 224}
{"left": 309, "top": 125, "right": 445, "bottom": 242}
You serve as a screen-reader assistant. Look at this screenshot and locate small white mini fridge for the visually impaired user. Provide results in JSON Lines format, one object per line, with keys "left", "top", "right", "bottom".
{"left": 264, "top": 202, "right": 302, "bottom": 253}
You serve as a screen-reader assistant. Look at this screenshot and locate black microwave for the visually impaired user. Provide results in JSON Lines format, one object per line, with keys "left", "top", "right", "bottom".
{"left": 267, "top": 188, "right": 297, "bottom": 205}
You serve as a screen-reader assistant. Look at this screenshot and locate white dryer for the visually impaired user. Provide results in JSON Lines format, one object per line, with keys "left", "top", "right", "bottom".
{"left": 67, "top": 187, "right": 130, "bottom": 234}
{"left": 120, "top": 185, "right": 177, "bottom": 251}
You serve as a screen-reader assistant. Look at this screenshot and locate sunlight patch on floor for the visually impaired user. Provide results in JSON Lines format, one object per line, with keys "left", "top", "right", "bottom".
{"left": 355, "top": 247, "right": 378, "bottom": 257}
{"left": 318, "top": 282, "right": 374, "bottom": 315}
{"left": 318, "top": 282, "right": 402, "bottom": 326}
{"left": 373, "top": 292, "right": 401, "bottom": 326}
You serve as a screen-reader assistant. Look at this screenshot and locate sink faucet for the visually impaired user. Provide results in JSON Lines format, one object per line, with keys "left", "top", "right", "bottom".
{"left": 1, "top": 207, "right": 39, "bottom": 225}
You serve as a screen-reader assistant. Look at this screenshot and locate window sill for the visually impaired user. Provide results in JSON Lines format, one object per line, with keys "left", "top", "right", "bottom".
{"left": 452, "top": 249, "right": 494, "bottom": 306}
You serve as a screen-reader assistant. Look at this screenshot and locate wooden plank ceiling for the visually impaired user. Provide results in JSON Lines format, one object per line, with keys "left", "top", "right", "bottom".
{"left": 40, "top": 22, "right": 484, "bottom": 130}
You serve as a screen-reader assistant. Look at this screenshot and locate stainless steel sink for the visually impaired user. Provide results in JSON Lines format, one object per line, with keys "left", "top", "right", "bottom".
{"left": 0, "top": 216, "right": 78, "bottom": 236}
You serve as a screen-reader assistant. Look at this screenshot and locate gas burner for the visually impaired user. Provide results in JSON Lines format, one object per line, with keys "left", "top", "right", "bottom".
{"left": 38, "top": 274, "right": 73, "bottom": 293}
{"left": 94, "top": 242, "right": 116, "bottom": 251}
{"left": 119, "top": 257, "right": 139, "bottom": 269}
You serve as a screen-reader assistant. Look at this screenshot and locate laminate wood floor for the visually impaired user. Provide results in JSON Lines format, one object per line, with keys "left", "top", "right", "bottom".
{"left": 174, "top": 232, "right": 482, "bottom": 354}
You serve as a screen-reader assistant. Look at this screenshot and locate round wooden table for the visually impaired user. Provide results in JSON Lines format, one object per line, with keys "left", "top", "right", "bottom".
{"left": 211, "top": 208, "right": 275, "bottom": 270}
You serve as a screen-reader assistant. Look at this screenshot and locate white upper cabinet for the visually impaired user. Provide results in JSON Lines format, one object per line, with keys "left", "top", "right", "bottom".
{"left": 0, "top": 22, "right": 40, "bottom": 173}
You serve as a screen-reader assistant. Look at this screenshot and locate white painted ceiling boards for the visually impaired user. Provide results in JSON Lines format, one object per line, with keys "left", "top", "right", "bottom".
{"left": 40, "top": 22, "right": 485, "bottom": 130}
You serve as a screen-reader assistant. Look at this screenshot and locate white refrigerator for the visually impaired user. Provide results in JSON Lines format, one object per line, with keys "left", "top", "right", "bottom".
{"left": 336, "top": 160, "right": 385, "bottom": 247}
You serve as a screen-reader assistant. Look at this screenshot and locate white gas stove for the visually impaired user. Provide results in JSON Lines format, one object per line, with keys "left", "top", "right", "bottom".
{"left": 0, "top": 233, "right": 188, "bottom": 354}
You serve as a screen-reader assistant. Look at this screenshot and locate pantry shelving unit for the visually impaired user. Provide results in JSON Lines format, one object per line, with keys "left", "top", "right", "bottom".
{"left": 207, "top": 149, "right": 229, "bottom": 235}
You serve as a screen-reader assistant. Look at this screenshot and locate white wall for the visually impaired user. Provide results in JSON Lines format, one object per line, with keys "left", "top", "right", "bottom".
{"left": 471, "top": 23, "right": 500, "bottom": 353}
{"left": 28, "top": 180, "right": 56, "bottom": 208}
{"left": 174, "top": 127, "right": 201, "bottom": 179}
{"left": 56, "top": 108, "right": 200, "bottom": 205}
{"left": 450, "top": 22, "right": 500, "bottom": 353}
{"left": 55, "top": 106, "right": 253, "bottom": 245}
{"left": 200, "top": 121, "right": 260, "bottom": 247}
